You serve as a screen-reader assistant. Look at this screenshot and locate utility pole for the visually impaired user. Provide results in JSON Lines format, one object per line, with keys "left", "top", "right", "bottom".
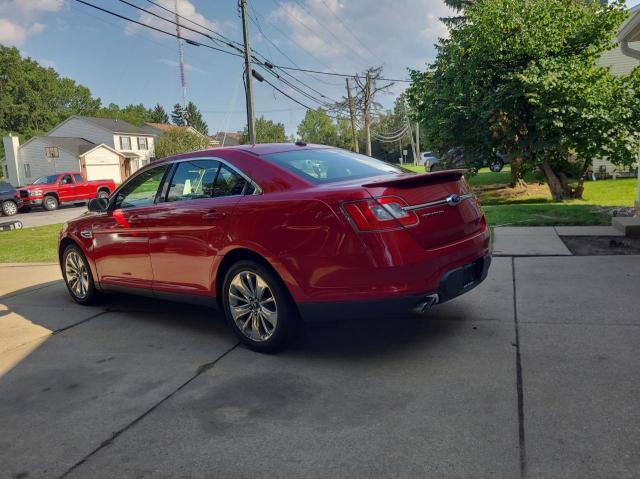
{"left": 408, "top": 121, "right": 418, "bottom": 167}
{"left": 174, "top": 0, "right": 188, "bottom": 125}
{"left": 346, "top": 78, "right": 359, "bottom": 153}
{"left": 240, "top": 0, "right": 256, "bottom": 144}
{"left": 415, "top": 122, "right": 420, "bottom": 166}
{"left": 363, "top": 71, "right": 372, "bottom": 156}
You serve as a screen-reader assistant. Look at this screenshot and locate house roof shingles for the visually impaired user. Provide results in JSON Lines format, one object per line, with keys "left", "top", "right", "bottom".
{"left": 78, "top": 116, "right": 152, "bottom": 135}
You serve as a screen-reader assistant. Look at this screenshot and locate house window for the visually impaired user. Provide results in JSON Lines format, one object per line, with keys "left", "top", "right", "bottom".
{"left": 24, "top": 164, "right": 31, "bottom": 178}
{"left": 3, "top": 165, "right": 8, "bottom": 178}
{"left": 45, "top": 147, "right": 59, "bottom": 158}
{"left": 137, "top": 137, "right": 148, "bottom": 150}
{"left": 120, "top": 136, "right": 132, "bottom": 150}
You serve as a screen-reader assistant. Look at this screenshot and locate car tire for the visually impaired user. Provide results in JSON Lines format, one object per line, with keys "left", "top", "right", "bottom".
{"left": 62, "top": 244, "right": 99, "bottom": 305}
{"left": 43, "top": 195, "right": 59, "bottom": 211}
{"left": 221, "top": 259, "right": 298, "bottom": 353}
{"left": 489, "top": 159, "right": 504, "bottom": 172}
{"left": 97, "top": 190, "right": 110, "bottom": 199}
{"left": 2, "top": 200, "right": 18, "bottom": 216}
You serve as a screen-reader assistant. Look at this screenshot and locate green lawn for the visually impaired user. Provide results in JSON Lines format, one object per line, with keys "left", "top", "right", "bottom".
{"left": 403, "top": 163, "right": 636, "bottom": 225}
{"left": 0, "top": 223, "right": 61, "bottom": 263}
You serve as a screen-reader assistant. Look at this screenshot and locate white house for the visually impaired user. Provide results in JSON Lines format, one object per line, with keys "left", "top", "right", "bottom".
{"left": 2, "top": 116, "right": 155, "bottom": 186}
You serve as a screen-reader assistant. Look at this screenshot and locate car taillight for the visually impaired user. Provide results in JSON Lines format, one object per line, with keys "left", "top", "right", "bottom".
{"left": 342, "top": 196, "right": 419, "bottom": 232}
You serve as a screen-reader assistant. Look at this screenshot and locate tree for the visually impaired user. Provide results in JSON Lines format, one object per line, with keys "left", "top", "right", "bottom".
{"left": 0, "top": 46, "right": 101, "bottom": 157}
{"left": 171, "top": 103, "right": 185, "bottom": 126}
{"left": 297, "top": 108, "right": 338, "bottom": 145}
{"left": 95, "top": 103, "right": 152, "bottom": 126}
{"left": 148, "top": 104, "right": 169, "bottom": 123}
{"left": 185, "top": 101, "right": 208, "bottom": 135}
{"left": 407, "top": 0, "right": 640, "bottom": 199}
{"left": 154, "top": 128, "right": 210, "bottom": 159}
{"left": 240, "top": 116, "right": 286, "bottom": 144}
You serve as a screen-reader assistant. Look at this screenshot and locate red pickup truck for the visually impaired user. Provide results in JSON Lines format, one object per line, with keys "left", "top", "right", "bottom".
{"left": 18, "top": 172, "right": 116, "bottom": 211}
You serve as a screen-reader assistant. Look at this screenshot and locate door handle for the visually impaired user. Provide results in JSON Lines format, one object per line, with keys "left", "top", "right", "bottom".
{"left": 128, "top": 214, "right": 143, "bottom": 225}
{"left": 202, "top": 210, "right": 227, "bottom": 221}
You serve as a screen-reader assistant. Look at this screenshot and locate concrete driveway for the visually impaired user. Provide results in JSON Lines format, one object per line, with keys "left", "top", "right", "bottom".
{"left": 5, "top": 204, "right": 87, "bottom": 229}
{"left": 0, "top": 256, "right": 638, "bottom": 479}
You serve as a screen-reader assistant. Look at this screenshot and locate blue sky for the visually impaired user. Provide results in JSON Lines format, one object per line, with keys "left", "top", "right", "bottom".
{"left": 1, "top": 0, "right": 639, "bottom": 136}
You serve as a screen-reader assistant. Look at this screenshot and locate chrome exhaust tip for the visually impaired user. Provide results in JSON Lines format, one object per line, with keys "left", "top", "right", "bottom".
{"left": 413, "top": 293, "right": 439, "bottom": 314}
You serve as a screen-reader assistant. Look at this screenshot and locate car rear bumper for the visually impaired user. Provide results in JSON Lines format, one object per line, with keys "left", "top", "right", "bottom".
{"left": 298, "top": 255, "right": 491, "bottom": 322}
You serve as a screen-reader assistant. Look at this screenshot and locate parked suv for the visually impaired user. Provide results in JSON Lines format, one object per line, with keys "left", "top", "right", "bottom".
{"left": 18, "top": 172, "right": 116, "bottom": 211}
{"left": 0, "top": 181, "right": 23, "bottom": 216}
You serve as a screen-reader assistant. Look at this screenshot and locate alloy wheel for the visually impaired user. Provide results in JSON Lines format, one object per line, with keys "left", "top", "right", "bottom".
{"left": 3, "top": 201, "right": 17, "bottom": 216}
{"left": 65, "top": 250, "right": 90, "bottom": 299}
{"left": 228, "top": 270, "right": 278, "bottom": 342}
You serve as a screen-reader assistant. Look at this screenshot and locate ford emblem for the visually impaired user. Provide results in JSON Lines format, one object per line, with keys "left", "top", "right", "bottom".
{"left": 445, "top": 194, "right": 461, "bottom": 206}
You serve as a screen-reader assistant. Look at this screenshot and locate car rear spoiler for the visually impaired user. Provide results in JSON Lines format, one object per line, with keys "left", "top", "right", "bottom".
{"left": 362, "top": 169, "right": 465, "bottom": 188}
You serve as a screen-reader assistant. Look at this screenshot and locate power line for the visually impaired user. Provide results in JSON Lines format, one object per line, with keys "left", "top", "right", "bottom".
{"left": 74, "top": 0, "right": 244, "bottom": 58}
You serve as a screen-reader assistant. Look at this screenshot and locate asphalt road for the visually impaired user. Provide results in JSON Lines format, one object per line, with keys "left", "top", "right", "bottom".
{"left": 0, "top": 256, "right": 638, "bottom": 478}
{"left": 4, "top": 204, "right": 88, "bottom": 229}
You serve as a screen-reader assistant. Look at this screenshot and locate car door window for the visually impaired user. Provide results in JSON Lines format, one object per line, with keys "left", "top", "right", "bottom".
{"left": 212, "top": 165, "right": 250, "bottom": 197}
{"left": 60, "top": 174, "right": 73, "bottom": 185}
{"left": 73, "top": 174, "right": 83, "bottom": 183}
{"left": 114, "top": 165, "right": 169, "bottom": 210}
{"left": 166, "top": 160, "right": 220, "bottom": 202}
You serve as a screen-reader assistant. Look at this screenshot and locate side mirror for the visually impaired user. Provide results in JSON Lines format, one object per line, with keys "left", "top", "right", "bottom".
{"left": 88, "top": 197, "right": 109, "bottom": 212}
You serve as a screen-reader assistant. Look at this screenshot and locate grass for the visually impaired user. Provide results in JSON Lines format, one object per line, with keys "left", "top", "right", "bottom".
{"left": 403, "top": 163, "right": 636, "bottom": 226}
{"left": 0, "top": 223, "right": 61, "bottom": 263}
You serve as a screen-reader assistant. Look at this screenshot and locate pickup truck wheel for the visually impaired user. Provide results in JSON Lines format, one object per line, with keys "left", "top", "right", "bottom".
{"left": 43, "top": 195, "right": 59, "bottom": 211}
{"left": 97, "top": 190, "right": 110, "bottom": 199}
{"left": 2, "top": 200, "right": 18, "bottom": 216}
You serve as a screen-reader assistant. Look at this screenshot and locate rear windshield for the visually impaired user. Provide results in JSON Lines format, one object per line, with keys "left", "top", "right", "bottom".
{"left": 0, "top": 181, "right": 14, "bottom": 193}
{"left": 263, "top": 148, "right": 407, "bottom": 184}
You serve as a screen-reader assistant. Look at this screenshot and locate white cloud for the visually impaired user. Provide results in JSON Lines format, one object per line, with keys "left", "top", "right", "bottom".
{"left": 158, "top": 57, "right": 203, "bottom": 73}
{"left": 125, "top": 0, "right": 223, "bottom": 42}
{"left": 0, "top": 0, "right": 63, "bottom": 46}
{"left": 268, "top": 0, "right": 452, "bottom": 81}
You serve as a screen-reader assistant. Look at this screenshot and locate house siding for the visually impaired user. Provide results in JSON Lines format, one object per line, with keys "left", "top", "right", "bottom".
{"left": 18, "top": 138, "right": 79, "bottom": 183}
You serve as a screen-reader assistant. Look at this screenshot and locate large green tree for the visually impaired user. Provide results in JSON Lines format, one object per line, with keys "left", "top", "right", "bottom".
{"left": 95, "top": 103, "right": 152, "bottom": 126}
{"left": 241, "top": 116, "right": 286, "bottom": 144}
{"left": 185, "top": 101, "right": 208, "bottom": 135}
{"left": 148, "top": 103, "right": 169, "bottom": 123}
{"left": 0, "top": 46, "right": 100, "bottom": 147}
{"left": 297, "top": 108, "right": 338, "bottom": 145}
{"left": 408, "top": 0, "right": 640, "bottom": 199}
{"left": 154, "top": 128, "right": 210, "bottom": 159}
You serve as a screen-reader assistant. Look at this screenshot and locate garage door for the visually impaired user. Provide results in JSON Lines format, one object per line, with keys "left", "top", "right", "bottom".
{"left": 86, "top": 163, "right": 122, "bottom": 183}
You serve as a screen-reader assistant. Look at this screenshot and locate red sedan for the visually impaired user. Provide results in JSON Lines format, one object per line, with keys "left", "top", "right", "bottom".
{"left": 58, "top": 144, "right": 491, "bottom": 352}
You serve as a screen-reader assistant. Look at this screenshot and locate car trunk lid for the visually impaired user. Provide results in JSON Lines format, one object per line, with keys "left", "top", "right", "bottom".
{"left": 363, "top": 170, "right": 484, "bottom": 249}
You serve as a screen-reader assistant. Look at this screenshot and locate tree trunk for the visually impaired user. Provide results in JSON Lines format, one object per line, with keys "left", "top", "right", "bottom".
{"left": 509, "top": 156, "right": 527, "bottom": 188}
{"left": 572, "top": 159, "right": 591, "bottom": 200}
{"left": 540, "top": 159, "right": 570, "bottom": 200}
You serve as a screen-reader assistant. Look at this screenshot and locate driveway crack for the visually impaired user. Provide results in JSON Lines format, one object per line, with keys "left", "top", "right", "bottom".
{"left": 57, "top": 342, "right": 240, "bottom": 479}
{"left": 512, "top": 257, "right": 527, "bottom": 478}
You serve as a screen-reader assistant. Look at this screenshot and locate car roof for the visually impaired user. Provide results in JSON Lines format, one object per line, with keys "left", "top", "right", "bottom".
{"left": 155, "top": 143, "right": 329, "bottom": 165}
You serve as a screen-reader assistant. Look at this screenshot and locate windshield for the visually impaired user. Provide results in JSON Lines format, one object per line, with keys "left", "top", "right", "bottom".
{"left": 32, "top": 175, "right": 59, "bottom": 185}
{"left": 263, "top": 148, "right": 409, "bottom": 184}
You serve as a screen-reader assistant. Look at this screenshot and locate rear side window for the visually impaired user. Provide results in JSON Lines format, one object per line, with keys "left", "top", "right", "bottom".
{"left": 0, "top": 182, "right": 14, "bottom": 193}
{"left": 263, "top": 148, "right": 405, "bottom": 184}
{"left": 212, "top": 165, "right": 248, "bottom": 197}
{"left": 166, "top": 160, "right": 220, "bottom": 202}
